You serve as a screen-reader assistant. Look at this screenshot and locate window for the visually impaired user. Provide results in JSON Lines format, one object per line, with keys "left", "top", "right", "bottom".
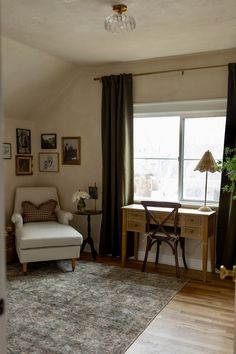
{"left": 134, "top": 100, "right": 226, "bottom": 204}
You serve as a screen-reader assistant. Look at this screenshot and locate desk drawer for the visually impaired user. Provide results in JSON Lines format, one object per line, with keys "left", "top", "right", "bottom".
{"left": 127, "top": 211, "right": 145, "bottom": 232}
{"left": 182, "top": 226, "right": 201, "bottom": 240}
{"left": 127, "top": 210, "right": 145, "bottom": 222}
{"left": 182, "top": 215, "right": 201, "bottom": 227}
{"left": 127, "top": 220, "right": 146, "bottom": 232}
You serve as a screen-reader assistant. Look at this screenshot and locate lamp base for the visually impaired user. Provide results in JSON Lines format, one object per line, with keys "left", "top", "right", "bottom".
{"left": 198, "top": 205, "right": 212, "bottom": 212}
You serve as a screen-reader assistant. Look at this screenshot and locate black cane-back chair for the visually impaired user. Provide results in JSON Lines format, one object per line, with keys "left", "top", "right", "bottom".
{"left": 141, "top": 201, "right": 182, "bottom": 277}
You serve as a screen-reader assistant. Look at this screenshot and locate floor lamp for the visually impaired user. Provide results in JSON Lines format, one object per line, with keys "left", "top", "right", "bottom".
{"left": 194, "top": 150, "right": 217, "bottom": 212}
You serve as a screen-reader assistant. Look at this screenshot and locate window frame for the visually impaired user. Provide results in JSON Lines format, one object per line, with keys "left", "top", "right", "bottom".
{"left": 134, "top": 99, "right": 227, "bottom": 205}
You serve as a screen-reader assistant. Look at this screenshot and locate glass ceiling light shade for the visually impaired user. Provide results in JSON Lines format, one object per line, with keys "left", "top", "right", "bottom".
{"left": 194, "top": 150, "right": 218, "bottom": 212}
{"left": 104, "top": 4, "right": 136, "bottom": 33}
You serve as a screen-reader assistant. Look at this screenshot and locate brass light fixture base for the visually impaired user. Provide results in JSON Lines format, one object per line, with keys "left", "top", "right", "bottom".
{"left": 113, "top": 4, "right": 127, "bottom": 15}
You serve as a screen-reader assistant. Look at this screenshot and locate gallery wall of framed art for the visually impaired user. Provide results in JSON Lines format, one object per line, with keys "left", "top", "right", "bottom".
{"left": 3, "top": 128, "right": 83, "bottom": 177}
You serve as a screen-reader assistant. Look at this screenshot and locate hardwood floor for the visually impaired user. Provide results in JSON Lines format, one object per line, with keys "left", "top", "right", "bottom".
{"left": 80, "top": 253, "right": 235, "bottom": 354}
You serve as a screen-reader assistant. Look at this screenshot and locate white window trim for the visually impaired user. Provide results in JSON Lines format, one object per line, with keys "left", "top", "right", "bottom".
{"left": 134, "top": 98, "right": 227, "bottom": 117}
{"left": 133, "top": 98, "right": 227, "bottom": 207}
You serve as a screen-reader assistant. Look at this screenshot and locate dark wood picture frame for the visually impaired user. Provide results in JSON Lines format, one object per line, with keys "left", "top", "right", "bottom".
{"left": 15, "top": 155, "right": 33, "bottom": 175}
{"left": 41, "top": 134, "right": 57, "bottom": 149}
{"left": 16, "top": 128, "right": 31, "bottom": 154}
{"left": 61, "top": 137, "right": 81, "bottom": 165}
{"left": 2, "top": 143, "right": 12, "bottom": 159}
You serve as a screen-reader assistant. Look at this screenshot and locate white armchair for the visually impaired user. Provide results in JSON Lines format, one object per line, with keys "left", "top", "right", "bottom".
{"left": 11, "top": 186, "right": 83, "bottom": 273}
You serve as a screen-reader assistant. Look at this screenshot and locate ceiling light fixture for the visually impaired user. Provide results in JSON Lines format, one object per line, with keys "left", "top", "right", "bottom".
{"left": 104, "top": 4, "right": 136, "bottom": 33}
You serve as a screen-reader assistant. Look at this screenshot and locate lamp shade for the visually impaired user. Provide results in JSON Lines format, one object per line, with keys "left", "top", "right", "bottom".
{"left": 194, "top": 150, "right": 217, "bottom": 173}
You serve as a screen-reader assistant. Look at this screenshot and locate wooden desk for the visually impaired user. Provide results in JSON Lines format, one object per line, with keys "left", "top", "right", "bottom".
{"left": 122, "top": 204, "right": 216, "bottom": 282}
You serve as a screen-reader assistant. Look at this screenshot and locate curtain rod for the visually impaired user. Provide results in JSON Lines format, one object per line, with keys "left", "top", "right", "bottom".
{"left": 93, "top": 64, "right": 227, "bottom": 81}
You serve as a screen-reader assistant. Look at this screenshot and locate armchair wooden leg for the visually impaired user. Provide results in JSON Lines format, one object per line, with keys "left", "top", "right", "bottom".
{"left": 72, "top": 258, "right": 77, "bottom": 271}
{"left": 22, "top": 263, "right": 27, "bottom": 274}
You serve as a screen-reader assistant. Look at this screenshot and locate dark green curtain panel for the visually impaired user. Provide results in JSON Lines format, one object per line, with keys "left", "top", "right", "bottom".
{"left": 216, "top": 63, "right": 236, "bottom": 269}
{"left": 99, "top": 74, "right": 134, "bottom": 257}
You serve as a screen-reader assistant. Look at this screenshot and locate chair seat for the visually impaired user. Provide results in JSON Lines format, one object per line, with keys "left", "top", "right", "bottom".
{"left": 18, "top": 221, "right": 83, "bottom": 249}
{"left": 148, "top": 231, "right": 178, "bottom": 241}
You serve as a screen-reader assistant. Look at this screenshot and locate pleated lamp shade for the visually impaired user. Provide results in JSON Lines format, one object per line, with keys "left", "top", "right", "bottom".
{"left": 194, "top": 150, "right": 217, "bottom": 212}
{"left": 194, "top": 150, "right": 217, "bottom": 173}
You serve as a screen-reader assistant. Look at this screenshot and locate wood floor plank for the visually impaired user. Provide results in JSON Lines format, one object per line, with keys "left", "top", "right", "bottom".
{"left": 80, "top": 253, "right": 235, "bottom": 353}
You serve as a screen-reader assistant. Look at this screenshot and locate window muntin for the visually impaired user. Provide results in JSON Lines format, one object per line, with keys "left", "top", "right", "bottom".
{"left": 182, "top": 117, "right": 226, "bottom": 202}
{"left": 134, "top": 112, "right": 226, "bottom": 204}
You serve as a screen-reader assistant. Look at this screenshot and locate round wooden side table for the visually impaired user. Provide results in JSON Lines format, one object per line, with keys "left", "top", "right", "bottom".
{"left": 75, "top": 210, "right": 102, "bottom": 260}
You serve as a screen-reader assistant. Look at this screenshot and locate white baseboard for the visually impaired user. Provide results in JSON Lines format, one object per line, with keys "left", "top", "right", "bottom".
{"left": 88, "top": 244, "right": 213, "bottom": 272}
{"left": 137, "top": 251, "right": 212, "bottom": 272}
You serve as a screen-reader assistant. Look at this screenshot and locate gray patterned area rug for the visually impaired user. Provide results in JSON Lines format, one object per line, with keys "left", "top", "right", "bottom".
{"left": 7, "top": 261, "right": 187, "bottom": 354}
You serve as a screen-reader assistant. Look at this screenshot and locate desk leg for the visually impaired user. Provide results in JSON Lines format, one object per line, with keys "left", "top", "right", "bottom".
{"left": 122, "top": 209, "right": 127, "bottom": 267}
{"left": 210, "top": 235, "right": 215, "bottom": 274}
{"left": 134, "top": 232, "right": 139, "bottom": 260}
{"left": 202, "top": 241, "right": 208, "bottom": 282}
{"left": 210, "top": 214, "right": 216, "bottom": 274}
{"left": 202, "top": 216, "right": 208, "bottom": 282}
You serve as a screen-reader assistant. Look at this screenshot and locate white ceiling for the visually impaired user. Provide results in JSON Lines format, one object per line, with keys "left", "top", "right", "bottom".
{"left": 2, "top": 0, "right": 236, "bottom": 65}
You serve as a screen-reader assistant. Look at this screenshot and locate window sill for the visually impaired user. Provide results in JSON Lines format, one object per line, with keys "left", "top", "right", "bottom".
{"left": 134, "top": 199, "right": 219, "bottom": 211}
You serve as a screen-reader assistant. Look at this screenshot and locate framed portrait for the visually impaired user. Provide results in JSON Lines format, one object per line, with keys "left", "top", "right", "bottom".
{"left": 39, "top": 152, "right": 59, "bottom": 172}
{"left": 16, "top": 128, "right": 31, "bottom": 154}
{"left": 89, "top": 185, "right": 98, "bottom": 199}
{"left": 2, "top": 143, "right": 11, "bottom": 159}
{"left": 41, "top": 134, "right": 57, "bottom": 149}
{"left": 15, "top": 155, "right": 33, "bottom": 175}
{"left": 61, "top": 137, "right": 81, "bottom": 165}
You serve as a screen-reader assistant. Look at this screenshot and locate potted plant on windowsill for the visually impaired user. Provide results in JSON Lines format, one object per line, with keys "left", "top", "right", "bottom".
{"left": 217, "top": 147, "right": 236, "bottom": 199}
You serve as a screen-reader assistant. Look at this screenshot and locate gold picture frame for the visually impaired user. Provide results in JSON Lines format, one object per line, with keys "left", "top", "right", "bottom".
{"left": 15, "top": 155, "right": 33, "bottom": 175}
{"left": 61, "top": 137, "right": 81, "bottom": 165}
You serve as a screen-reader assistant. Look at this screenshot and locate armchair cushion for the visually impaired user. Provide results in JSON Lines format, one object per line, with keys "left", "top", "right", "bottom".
{"left": 18, "top": 222, "right": 83, "bottom": 249}
{"left": 22, "top": 199, "right": 58, "bottom": 223}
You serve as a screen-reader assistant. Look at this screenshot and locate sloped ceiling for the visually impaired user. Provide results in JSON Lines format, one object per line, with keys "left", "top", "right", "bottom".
{"left": 2, "top": 1, "right": 236, "bottom": 119}
{"left": 2, "top": 37, "right": 77, "bottom": 120}
{"left": 2, "top": 0, "right": 236, "bottom": 65}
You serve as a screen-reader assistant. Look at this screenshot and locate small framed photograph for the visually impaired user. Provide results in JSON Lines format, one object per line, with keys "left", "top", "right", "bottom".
{"left": 62, "top": 137, "right": 81, "bottom": 165}
{"left": 41, "top": 134, "right": 57, "bottom": 149}
{"left": 15, "top": 155, "right": 33, "bottom": 175}
{"left": 39, "top": 152, "right": 59, "bottom": 172}
{"left": 2, "top": 143, "right": 11, "bottom": 159}
{"left": 16, "top": 128, "right": 31, "bottom": 154}
{"left": 89, "top": 185, "right": 98, "bottom": 199}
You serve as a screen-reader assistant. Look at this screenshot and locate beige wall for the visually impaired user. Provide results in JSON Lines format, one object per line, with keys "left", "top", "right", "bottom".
{"left": 3, "top": 39, "right": 236, "bottom": 268}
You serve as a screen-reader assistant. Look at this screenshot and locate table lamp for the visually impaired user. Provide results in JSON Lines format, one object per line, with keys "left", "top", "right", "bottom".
{"left": 194, "top": 150, "right": 217, "bottom": 212}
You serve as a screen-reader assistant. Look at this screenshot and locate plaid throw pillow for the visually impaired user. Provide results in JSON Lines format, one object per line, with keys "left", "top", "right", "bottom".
{"left": 22, "top": 199, "right": 58, "bottom": 223}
